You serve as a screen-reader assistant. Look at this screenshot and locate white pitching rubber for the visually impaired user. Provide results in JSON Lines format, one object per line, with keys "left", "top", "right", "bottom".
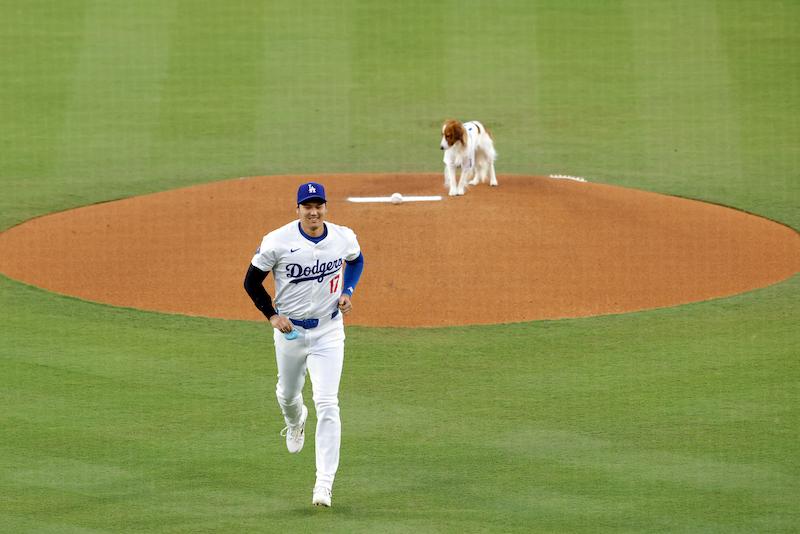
{"left": 347, "top": 195, "right": 442, "bottom": 203}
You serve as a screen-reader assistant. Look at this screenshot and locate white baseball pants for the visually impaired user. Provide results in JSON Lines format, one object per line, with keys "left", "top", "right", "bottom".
{"left": 273, "top": 315, "right": 345, "bottom": 491}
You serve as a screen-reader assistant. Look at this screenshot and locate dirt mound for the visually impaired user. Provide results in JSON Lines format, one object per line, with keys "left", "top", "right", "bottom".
{"left": 1, "top": 174, "right": 798, "bottom": 327}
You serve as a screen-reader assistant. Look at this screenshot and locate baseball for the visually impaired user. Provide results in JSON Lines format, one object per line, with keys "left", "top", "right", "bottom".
{"left": 390, "top": 192, "right": 403, "bottom": 204}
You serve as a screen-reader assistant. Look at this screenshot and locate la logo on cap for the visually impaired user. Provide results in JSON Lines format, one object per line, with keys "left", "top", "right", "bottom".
{"left": 297, "top": 181, "right": 327, "bottom": 204}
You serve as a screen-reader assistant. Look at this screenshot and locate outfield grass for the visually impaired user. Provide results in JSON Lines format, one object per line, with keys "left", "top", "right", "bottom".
{"left": 1, "top": 1, "right": 798, "bottom": 532}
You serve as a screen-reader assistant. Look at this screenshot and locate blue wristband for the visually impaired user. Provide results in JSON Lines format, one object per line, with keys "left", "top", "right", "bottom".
{"left": 342, "top": 252, "right": 364, "bottom": 296}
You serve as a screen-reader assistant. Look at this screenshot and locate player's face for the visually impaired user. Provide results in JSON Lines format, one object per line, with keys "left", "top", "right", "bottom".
{"left": 297, "top": 201, "right": 327, "bottom": 234}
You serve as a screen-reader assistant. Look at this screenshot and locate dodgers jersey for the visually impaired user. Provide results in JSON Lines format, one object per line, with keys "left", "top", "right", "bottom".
{"left": 251, "top": 220, "right": 361, "bottom": 320}
{"left": 442, "top": 120, "right": 483, "bottom": 171}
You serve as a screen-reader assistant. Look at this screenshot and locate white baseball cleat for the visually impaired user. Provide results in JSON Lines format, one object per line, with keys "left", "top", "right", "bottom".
{"left": 312, "top": 486, "right": 332, "bottom": 507}
{"left": 280, "top": 405, "right": 307, "bottom": 454}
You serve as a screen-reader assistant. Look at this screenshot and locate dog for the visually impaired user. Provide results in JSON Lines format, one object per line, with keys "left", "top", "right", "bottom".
{"left": 440, "top": 119, "right": 498, "bottom": 196}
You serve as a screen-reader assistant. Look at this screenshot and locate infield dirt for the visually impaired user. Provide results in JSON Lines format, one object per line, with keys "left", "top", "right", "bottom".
{"left": 1, "top": 173, "right": 798, "bottom": 327}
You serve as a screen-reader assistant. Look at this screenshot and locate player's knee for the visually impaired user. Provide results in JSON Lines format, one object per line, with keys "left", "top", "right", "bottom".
{"left": 314, "top": 397, "right": 340, "bottom": 421}
{"left": 275, "top": 386, "right": 302, "bottom": 407}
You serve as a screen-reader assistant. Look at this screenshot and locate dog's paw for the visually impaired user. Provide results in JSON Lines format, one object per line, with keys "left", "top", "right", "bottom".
{"left": 448, "top": 189, "right": 459, "bottom": 196}
{"left": 468, "top": 179, "right": 480, "bottom": 186}
{"left": 490, "top": 182, "right": 498, "bottom": 187}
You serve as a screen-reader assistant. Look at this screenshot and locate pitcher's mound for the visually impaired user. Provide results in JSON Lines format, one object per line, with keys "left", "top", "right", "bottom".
{"left": 1, "top": 173, "right": 798, "bottom": 327}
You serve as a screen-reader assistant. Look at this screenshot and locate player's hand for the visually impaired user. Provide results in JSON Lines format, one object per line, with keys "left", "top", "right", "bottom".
{"left": 269, "top": 314, "right": 293, "bottom": 334}
{"left": 338, "top": 294, "right": 353, "bottom": 315}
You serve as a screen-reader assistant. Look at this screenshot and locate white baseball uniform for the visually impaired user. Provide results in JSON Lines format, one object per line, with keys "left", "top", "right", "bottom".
{"left": 442, "top": 120, "right": 483, "bottom": 171}
{"left": 442, "top": 120, "right": 497, "bottom": 196}
{"left": 251, "top": 220, "right": 361, "bottom": 491}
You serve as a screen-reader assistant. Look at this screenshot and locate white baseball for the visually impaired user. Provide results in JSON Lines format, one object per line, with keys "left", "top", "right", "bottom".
{"left": 390, "top": 192, "right": 403, "bottom": 204}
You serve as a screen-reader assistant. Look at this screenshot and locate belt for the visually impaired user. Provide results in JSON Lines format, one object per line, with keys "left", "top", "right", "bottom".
{"left": 289, "top": 309, "right": 339, "bottom": 329}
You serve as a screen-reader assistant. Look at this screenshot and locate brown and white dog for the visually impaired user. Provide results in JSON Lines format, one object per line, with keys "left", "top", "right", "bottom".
{"left": 440, "top": 119, "right": 498, "bottom": 196}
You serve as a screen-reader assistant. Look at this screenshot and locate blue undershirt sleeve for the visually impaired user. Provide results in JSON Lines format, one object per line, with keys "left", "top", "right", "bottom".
{"left": 342, "top": 252, "right": 364, "bottom": 297}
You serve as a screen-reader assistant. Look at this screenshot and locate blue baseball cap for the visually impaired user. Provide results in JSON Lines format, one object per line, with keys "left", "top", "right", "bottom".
{"left": 297, "top": 182, "right": 327, "bottom": 204}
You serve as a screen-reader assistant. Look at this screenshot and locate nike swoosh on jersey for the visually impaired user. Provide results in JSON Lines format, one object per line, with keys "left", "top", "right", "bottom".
{"left": 290, "top": 248, "right": 301, "bottom": 253}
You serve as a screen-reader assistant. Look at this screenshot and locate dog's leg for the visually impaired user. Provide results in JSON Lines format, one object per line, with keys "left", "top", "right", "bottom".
{"left": 489, "top": 161, "right": 498, "bottom": 187}
{"left": 456, "top": 168, "right": 470, "bottom": 195}
{"left": 469, "top": 163, "right": 482, "bottom": 186}
{"left": 446, "top": 165, "right": 459, "bottom": 196}
{"left": 472, "top": 160, "right": 489, "bottom": 185}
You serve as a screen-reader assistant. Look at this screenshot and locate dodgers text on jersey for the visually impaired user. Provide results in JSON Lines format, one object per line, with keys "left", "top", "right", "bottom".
{"left": 286, "top": 258, "right": 344, "bottom": 284}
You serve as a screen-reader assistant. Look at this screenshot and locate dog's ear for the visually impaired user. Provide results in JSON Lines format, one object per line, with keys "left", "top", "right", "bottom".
{"left": 442, "top": 120, "right": 466, "bottom": 146}
{"left": 443, "top": 120, "right": 455, "bottom": 145}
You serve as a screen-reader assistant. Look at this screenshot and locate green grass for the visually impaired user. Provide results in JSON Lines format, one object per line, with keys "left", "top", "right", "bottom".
{"left": 3, "top": 277, "right": 797, "bottom": 532}
{"left": 1, "top": 1, "right": 798, "bottom": 532}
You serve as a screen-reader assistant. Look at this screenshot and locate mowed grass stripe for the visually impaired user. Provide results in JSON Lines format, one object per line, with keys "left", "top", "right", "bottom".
{"left": 626, "top": 1, "right": 742, "bottom": 202}
{"left": 0, "top": 2, "right": 88, "bottom": 229}
{"left": 154, "top": 1, "right": 270, "bottom": 182}
{"left": 717, "top": 0, "right": 800, "bottom": 226}
{"left": 349, "top": 1, "right": 447, "bottom": 172}
{"left": 253, "top": 2, "right": 360, "bottom": 175}
{"left": 54, "top": 1, "right": 177, "bottom": 188}
{"left": 528, "top": 3, "right": 642, "bottom": 180}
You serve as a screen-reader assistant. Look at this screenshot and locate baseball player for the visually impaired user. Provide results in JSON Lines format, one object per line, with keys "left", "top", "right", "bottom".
{"left": 243, "top": 181, "right": 364, "bottom": 508}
